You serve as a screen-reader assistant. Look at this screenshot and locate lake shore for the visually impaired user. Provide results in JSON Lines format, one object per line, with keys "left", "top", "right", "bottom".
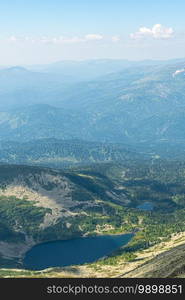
{"left": 23, "top": 233, "right": 133, "bottom": 270}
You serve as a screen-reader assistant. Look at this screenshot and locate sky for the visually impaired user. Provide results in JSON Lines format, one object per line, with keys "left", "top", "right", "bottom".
{"left": 0, "top": 0, "right": 185, "bottom": 65}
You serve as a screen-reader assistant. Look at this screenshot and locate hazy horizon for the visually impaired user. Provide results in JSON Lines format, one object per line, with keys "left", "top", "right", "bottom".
{"left": 0, "top": 56, "right": 184, "bottom": 68}
{"left": 0, "top": 0, "right": 185, "bottom": 64}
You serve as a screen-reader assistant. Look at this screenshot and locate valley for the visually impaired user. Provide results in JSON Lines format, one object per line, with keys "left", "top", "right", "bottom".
{"left": 0, "top": 59, "right": 185, "bottom": 278}
{"left": 0, "top": 159, "right": 185, "bottom": 276}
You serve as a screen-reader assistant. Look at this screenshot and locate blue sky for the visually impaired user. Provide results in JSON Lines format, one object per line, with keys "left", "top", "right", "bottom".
{"left": 0, "top": 0, "right": 185, "bottom": 64}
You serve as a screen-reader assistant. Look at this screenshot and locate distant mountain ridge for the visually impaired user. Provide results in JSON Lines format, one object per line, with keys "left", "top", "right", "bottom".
{"left": 0, "top": 60, "right": 185, "bottom": 145}
{"left": 27, "top": 57, "right": 185, "bottom": 77}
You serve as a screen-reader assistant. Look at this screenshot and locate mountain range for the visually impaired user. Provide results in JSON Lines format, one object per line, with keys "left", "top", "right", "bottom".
{"left": 0, "top": 59, "right": 185, "bottom": 147}
{"left": 1, "top": 58, "right": 185, "bottom": 278}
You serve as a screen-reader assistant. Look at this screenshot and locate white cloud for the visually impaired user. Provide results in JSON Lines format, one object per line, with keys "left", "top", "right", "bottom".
{"left": 130, "top": 24, "right": 174, "bottom": 40}
{"left": 84, "top": 34, "right": 103, "bottom": 41}
{"left": 6, "top": 34, "right": 104, "bottom": 44}
{"left": 111, "top": 35, "right": 121, "bottom": 42}
{"left": 40, "top": 36, "right": 84, "bottom": 44}
{"left": 41, "top": 34, "right": 103, "bottom": 44}
{"left": 62, "top": 36, "right": 85, "bottom": 43}
{"left": 8, "top": 36, "right": 18, "bottom": 42}
{"left": 7, "top": 36, "right": 36, "bottom": 43}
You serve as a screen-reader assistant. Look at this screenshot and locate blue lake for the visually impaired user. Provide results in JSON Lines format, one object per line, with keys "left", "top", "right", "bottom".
{"left": 137, "top": 202, "right": 154, "bottom": 211}
{"left": 23, "top": 233, "right": 133, "bottom": 270}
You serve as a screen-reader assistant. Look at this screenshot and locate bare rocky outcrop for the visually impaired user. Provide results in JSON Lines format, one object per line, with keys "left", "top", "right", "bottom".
{"left": 0, "top": 169, "right": 91, "bottom": 260}
{"left": 0, "top": 235, "right": 35, "bottom": 262}
{"left": 0, "top": 171, "right": 81, "bottom": 229}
